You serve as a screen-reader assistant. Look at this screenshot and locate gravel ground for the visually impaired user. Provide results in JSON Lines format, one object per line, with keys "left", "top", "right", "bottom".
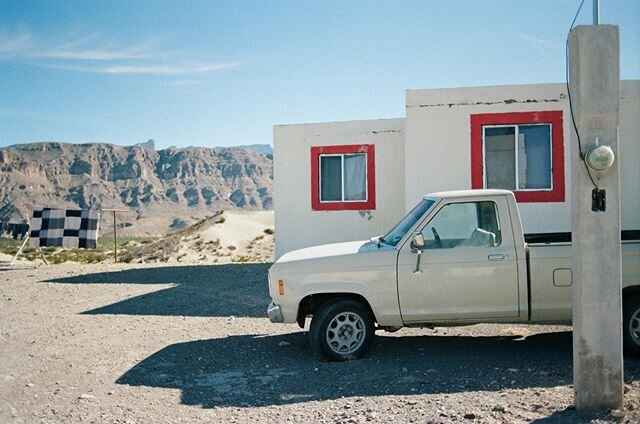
{"left": 1, "top": 262, "right": 639, "bottom": 424}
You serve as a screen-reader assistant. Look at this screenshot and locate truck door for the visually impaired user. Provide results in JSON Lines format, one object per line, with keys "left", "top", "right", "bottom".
{"left": 397, "top": 197, "right": 520, "bottom": 323}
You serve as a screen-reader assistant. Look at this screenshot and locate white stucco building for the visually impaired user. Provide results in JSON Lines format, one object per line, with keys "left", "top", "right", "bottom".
{"left": 274, "top": 81, "right": 640, "bottom": 258}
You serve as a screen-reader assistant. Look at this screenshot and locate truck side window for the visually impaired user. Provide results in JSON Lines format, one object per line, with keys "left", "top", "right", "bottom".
{"left": 422, "top": 201, "right": 501, "bottom": 249}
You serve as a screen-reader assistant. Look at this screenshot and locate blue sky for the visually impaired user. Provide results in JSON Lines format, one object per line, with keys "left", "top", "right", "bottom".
{"left": 1, "top": 0, "right": 638, "bottom": 149}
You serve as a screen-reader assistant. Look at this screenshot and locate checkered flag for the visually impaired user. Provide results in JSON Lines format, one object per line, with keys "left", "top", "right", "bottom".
{"left": 30, "top": 208, "right": 100, "bottom": 249}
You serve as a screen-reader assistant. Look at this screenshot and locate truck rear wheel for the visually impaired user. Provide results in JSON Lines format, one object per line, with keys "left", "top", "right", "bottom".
{"left": 309, "top": 299, "right": 374, "bottom": 361}
{"left": 623, "top": 295, "right": 640, "bottom": 355}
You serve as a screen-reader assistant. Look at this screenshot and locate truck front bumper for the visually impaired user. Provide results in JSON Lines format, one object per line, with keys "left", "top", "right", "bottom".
{"left": 267, "top": 302, "right": 284, "bottom": 323}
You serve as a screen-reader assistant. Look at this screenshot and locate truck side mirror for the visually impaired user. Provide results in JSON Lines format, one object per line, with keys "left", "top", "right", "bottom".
{"left": 411, "top": 232, "right": 425, "bottom": 250}
{"left": 411, "top": 232, "right": 425, "bottom": 274}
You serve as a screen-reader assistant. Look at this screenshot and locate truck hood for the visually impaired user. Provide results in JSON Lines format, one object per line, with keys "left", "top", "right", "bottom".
{"left": 276, "top": 239, "right": 379, "bottom": 264}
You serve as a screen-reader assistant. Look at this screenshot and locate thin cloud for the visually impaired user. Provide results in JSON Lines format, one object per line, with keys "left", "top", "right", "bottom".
{"left": 48, "top": 61, "right": 242, "bottom": 75}
{"left": 0, "top": 30, "right": 241, "bottom": 76}
{"left": 517, "top": 33, "right": 562, "bottom": 60}
{"left": 0, "top": 32, "right": 32, "bottom": 54}
{"left": 39, "top": 46, "right": 150, "bottom": 61}
{"left": 35, "top": 34, "right": 160, "bottom": 61}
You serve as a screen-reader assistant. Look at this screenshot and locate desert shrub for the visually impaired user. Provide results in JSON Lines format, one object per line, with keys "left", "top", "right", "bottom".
{"left": 232, "top": 255, "right": 254, "bottom": 263}
{"left": 263, "top": 228, "right": 275, "bottom": 235}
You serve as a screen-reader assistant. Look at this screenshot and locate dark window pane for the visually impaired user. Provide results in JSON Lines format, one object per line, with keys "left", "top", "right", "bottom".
{"left": 320, "top": 156, "right": 342, "bottom": 201}
{"left": 484, "top": 127, "right": 516, "bottom": 190}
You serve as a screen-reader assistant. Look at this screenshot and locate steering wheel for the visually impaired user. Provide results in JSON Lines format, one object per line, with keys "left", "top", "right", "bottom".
{"left": 431, "top": 227, "right": 442, "bottom": 248}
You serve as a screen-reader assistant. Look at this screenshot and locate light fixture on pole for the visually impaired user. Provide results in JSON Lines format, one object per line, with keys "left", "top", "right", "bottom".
{"left": 585, "top": 137, "right": 615, "bottom": 173}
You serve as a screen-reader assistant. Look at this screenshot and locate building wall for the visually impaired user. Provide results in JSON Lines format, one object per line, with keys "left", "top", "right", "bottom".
{"left": 273, "top": 82, "right": 639, "bottom": 257}
{"left": 405, "top": 81, "right": 640, "bottom": 233}
{"left": 273, "top": 119, "right": 406, "bottom": 258}
{"left": 619, "top": 80, "right": 640, "bottom": 232}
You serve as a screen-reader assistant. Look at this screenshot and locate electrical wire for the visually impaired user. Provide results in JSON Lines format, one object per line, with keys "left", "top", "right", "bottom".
{"left": 565, "top": 0, "right": 600, "bottom": 189}
{"left": 569, "top": 0, "right": 585, "bottom": 30}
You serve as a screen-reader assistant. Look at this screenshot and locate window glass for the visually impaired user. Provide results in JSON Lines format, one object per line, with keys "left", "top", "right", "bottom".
{"left": 320, "top": 156, "right": 342, "bottom": 201}
{"left": 311, "top": 144, "right": 375, "bottom": 210}
{"left": 518, "top": 125, "right": 551, "bottom": 189}
{"left": 343, "top": 154, "right": 367, "bottom": 201}
{"left": 422, "top": 202, "right": 501, "bottom": 249}
{"left": 319, "top": 153, "right": 367, "bottom": 202}
{"left": 485, "top": 127, "right": 516, "bottom": 190}
{"left": 381, "top": 199, "right": 434, "bottom": 247}
{"left": 471, "top": 111, "right": 564, "bottom": 203}
{"left": 484, "top": 124, "right": 552, "bottom": 191}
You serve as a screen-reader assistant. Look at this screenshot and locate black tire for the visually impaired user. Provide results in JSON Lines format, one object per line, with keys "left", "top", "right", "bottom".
{"left": 309, "top": 299, "right": 374, "bottom": 361}
{"left": 623, "top": 294, "right": 640, "bottom": 356}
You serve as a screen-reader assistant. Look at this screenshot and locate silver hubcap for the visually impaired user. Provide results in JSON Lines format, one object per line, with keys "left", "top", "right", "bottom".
{"left": 326, "top": 312, "right": 366, "bottom": 355}
{"left": 630, "top": 309, "right": 640, "bottom": 345}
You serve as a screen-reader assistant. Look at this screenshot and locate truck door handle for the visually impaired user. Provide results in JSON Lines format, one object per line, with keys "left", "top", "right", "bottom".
{"left": 488, "top": 254, "right": 505, "bottom": 261}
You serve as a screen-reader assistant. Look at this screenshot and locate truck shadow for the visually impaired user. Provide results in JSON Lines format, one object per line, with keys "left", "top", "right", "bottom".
{"left": 116, "top": 330, "right": 640, "bottom": 408}
{"left": 42, "top": 264, "right": 271, "bottom": 318}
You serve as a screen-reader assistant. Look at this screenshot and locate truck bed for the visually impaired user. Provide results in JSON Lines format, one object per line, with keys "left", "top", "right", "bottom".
{"left": 526, "top": 231, "right": 640, "bottom": 323}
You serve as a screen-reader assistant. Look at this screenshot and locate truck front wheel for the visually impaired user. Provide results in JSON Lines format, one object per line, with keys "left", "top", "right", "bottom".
{"left": 623, "top": 295, "right": 640, "bottom": 355}
{"left": 309, "top": 299, "right": 374, "bottom": 361}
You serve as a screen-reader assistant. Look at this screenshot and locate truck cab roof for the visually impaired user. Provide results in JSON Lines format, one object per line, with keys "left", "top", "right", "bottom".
{"left": 425, "top": 189, "right": 514, "bottom": 200}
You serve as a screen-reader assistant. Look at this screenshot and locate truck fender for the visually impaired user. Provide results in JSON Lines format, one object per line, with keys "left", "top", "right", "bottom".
{"left": 296, "top": 292, "right": 377, "bottom": 329}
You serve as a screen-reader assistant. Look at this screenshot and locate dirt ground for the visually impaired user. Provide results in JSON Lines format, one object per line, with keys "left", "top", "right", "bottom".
{"left": 1, "top": 263, "right": 639, "bottom": 424}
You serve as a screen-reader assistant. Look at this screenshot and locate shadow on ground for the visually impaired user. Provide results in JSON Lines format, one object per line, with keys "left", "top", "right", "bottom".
{"left": 43, "top": 264, "right": 271, "bottom": 317}
{"left": 530, "top": 407, "right": 601, "bottom": 424}
{"left": 116, "top": 329, "right": 640, "bottom": 409}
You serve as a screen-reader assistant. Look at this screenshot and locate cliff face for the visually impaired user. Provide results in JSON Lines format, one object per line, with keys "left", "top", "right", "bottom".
{"left": 0, "top": 142, "right": 273, "bottom": 235}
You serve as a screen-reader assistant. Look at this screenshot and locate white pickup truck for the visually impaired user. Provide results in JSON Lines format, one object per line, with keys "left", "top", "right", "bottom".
{"left": 267, "top": 189, "right": 640, "bottom": 361}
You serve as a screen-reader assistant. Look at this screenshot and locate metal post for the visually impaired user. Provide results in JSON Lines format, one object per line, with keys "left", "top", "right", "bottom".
{"left": 101, "top": 209, "right": 127, "bottom": 264}
{"left": 593, "top": 0, "right": 600, "bottom": 25}
{"left": 113, "top": 210, "right": 117, "bottom": 263}
{"left": 10, "top": 236, "right": 30, "bottom": 266}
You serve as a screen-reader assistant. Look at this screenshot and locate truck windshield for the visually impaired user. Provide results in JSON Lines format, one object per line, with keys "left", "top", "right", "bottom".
{"left": 380, "top": 199, "right": 435, "bottom": 247}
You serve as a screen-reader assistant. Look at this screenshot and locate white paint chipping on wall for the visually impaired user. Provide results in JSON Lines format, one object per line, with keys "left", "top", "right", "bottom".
{"left": 273, "top": 81, "right": 639, "bottom": 258}
{"left": 273, "top": 119, "right": 405, "bottom": 258}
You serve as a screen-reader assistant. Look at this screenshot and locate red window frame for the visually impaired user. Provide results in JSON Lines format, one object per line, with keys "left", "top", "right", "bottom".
{"left": 311, "top": 144, "right": 376, "bottom": 211}
{"left": 470, "top": 110, "right": 565, "bottom": 203}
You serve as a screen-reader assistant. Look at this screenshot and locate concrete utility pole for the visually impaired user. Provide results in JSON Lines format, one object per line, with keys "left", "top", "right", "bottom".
{"left": 569, "top": 24, "right": 623, "bottom": 412}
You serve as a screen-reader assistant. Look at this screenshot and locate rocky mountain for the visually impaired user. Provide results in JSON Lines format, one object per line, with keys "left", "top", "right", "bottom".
{"left": 0, "top": 142, "right": 273, "bottom": 235}
{"left": 237, "top": 144, "right": 273, "bottom": 156}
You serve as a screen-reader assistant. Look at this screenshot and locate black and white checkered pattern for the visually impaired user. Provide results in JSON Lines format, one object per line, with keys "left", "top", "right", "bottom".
{"left": 30, "top": 208, "right": 99, "bottom": 249}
